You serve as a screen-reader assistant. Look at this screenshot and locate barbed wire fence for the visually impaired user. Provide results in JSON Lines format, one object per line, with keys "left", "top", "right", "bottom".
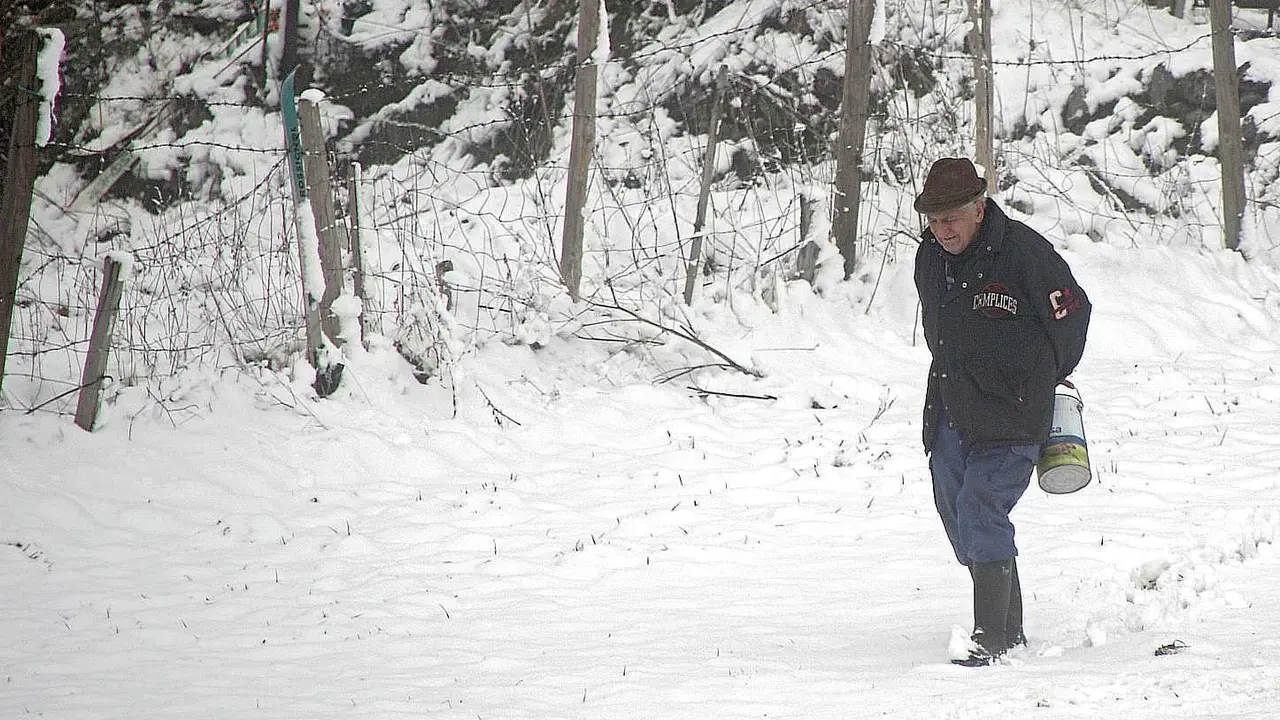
{"left": 2, "top": 0, "right": 1277, "bottom": 421}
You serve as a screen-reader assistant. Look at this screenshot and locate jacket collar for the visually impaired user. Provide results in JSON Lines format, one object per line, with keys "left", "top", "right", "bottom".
{"left": 974, "top": 199, "right": 1007, "bottom": 254}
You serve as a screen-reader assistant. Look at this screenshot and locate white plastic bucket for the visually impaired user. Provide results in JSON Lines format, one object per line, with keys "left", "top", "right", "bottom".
{"left": 1037, "top": 388, "right": 1091, "bottom": 494}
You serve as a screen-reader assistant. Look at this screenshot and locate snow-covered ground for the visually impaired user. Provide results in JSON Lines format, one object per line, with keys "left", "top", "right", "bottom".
{"left": 5, "top": 0, "right": 1280, "bottom": 716}
{"left": 5, "top": 238, "right": 1280, "bottom": 719}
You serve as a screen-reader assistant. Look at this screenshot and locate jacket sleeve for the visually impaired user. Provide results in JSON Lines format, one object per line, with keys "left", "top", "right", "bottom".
{"left": 1023, "top": 240, "right": 1091, "bottom": 382}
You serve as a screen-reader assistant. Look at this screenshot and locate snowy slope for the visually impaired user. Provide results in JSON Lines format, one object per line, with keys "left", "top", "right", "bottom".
{"left": 4, "top": 241, "right": 1280, "bottom": 718}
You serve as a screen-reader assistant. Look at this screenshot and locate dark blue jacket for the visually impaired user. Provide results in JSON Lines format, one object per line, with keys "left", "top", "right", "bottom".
{"left": 914, "top": 200, "right": 1091, "bottom": 453}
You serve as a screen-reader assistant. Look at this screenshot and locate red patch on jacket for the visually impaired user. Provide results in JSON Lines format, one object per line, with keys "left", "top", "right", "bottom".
{"left": 1049, "top": 288, "right": 1084, "bottom": 320}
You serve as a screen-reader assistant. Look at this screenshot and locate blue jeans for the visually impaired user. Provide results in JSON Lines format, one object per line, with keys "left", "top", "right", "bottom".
{"left": 930, "top": 412, "right": 1038, "bottom": 565}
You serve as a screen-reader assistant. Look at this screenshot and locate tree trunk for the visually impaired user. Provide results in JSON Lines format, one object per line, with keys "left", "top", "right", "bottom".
{"left": 1209, "top": 0, "right": 1246, "bottom": 252}
{"left": 560, "top": 0, "right": 601, "bottom": 301}
{"left": 831, "top": 0, "right": 876, "bottom": 280}
{"left": 682, "top": 65, "right": 728, "bottom": 305}
{"left": 0, "top": 30, "right": 39, "bottom": 396}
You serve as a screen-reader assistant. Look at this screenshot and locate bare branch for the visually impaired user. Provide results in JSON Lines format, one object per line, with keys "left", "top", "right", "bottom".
{"left": 585, "top": 299, "right": 760, "bottom": 378}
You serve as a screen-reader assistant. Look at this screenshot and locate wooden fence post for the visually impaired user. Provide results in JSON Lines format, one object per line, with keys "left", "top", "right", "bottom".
{"left": 297, "top": 94, "right": 346, "bottom": 345}
{"left": 280, "top": 74, "right": 342, "bottom": 395}
{"left": 796, "top": 193, "right": 820, "bottom": 284}
{"left": 347, "top": 162, "right": 373, "bottom": 340}
{"left": 1209, "top": 0, "right": 1246, "bottom": 252}
{"left": 831, "top": 0, "right": 876, "bottom": 280}
{"left": 969, "top": 0, "right": 995, "bottom": 193}
{"left": 560, "top": 0, "right": 600, "bottom": 302}
{"left": 0, "top": 31, "right": 40, "bottom": 398}
{"left": 74, "top": 254, "right": 128, "bottom": 431}
{"left": 280, "top": 72, "right": 324, "bottom": 360}
{"left": 682, "top": 64, "right": 729, "bottom": 306}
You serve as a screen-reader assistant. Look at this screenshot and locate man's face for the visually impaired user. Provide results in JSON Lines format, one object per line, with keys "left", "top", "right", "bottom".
{"left": 927, "top": 200, "right": 985, "bottom": 255}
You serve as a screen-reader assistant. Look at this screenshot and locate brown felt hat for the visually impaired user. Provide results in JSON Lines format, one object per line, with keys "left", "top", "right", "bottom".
{"left": 914, "top": 157, "right": 987, "bottom": 213}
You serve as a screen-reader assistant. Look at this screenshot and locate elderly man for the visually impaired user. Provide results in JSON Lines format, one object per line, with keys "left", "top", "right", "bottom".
{"left": 913, "top": 158, "right": 1091, "bottom": 666}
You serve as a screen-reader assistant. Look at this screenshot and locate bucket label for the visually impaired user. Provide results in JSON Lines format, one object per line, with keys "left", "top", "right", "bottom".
{"left": 1038, "top": 439, "right": 1087, "bottom": 473}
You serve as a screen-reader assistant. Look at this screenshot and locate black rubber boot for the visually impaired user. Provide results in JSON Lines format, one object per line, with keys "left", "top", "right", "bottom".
{"left": 1007, "top": 558, "right": 1026, "bottom": 648}
{"left": 954, "top": 558, "right": 1014, "bottom": 666}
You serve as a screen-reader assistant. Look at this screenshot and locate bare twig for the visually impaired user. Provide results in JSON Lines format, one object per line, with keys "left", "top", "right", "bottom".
{"left": 24, "top": 377, "right": 110, "bottom": 415}
{"left": 475, "top": 383, "right": 521, "bottom": 427}
{"left": 688, "top": 386, "right": 778, "bottom": 401}
{"left": 655, "top": 363, "right": 733, "bottom": 384}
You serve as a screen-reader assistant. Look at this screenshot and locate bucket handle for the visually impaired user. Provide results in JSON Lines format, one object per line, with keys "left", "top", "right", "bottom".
{"left": 1057, "top": 378, "right": 1083, "bottom": 406}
